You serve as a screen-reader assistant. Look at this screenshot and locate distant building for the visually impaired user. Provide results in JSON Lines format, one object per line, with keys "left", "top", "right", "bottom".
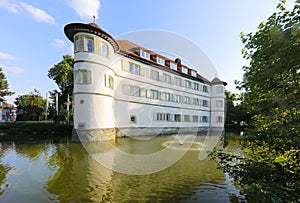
{"left": 0, "top": 101, "right": 17, "bottom": 122}
{"left": 64, "top": 22, "right": 227, "bottom": 141}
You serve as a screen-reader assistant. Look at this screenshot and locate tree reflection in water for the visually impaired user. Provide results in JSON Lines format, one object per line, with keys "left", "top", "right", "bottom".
{"left": 45, "top": 138, "right": 241, "bottom": 202}
{"left": 0, "top": 143, "right": 12, "bottom": 196}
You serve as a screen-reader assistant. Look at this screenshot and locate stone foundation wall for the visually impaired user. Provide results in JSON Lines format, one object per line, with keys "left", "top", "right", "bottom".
{"left": 72, "top": 127, "right": 217, "bottom": 142}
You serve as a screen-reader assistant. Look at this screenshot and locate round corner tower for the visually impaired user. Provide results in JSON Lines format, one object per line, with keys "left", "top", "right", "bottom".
{"left": 64, "top": 22, "right": 119, "bottom": 141}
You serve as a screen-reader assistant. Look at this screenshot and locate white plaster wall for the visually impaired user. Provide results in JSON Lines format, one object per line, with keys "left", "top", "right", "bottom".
{"left": 74, "top": 94, "right": 114, "bottom": 129}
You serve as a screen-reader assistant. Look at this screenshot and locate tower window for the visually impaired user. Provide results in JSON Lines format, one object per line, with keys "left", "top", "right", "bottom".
{"left": 86, "top": 38, "right": 94, "bottom": 52}
{"left": 101, "top": 43, "right": 108, "bottom": 57}
{"left": 75, "top": 36, "right": 84, "bottom": 52}
{"left": 75, "top": 69, "right": 92, "bottom": 85}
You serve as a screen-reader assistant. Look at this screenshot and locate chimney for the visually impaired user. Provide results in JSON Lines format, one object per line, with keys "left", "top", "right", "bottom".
{"left": 175, "top": 58, "right": 181, "bottom": 65}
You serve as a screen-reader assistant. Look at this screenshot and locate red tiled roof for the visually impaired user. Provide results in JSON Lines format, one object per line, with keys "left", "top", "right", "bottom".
{"left": 88, "top": 23, "right": 101, "bottom": 30}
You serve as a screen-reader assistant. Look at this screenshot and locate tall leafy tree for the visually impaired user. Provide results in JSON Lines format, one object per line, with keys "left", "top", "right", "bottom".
{"left": 47, "top": 55, "right": 74, "bottom": 122}
{"left": 214, "top": 1, "right": 300, "bottom": 202}
{"left": 0, "top": 67, "right": 14, "bottom": 102}
{"left": 14, "top": 89, "right": 46, "bottom": 121}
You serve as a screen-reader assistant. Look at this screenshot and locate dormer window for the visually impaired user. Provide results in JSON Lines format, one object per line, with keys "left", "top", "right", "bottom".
{"left": 140, "top": 50, "right": 150, "bottom": 60}
{"left": 191, "top": 70, "right": 197, "bottom": 77}
{"left": 182, "top": 67, "right": 188, "bottom": 74}
{"left": 157, "top": 57, "right": 165, "bottom": 66}
{"left": 170, "top": 62, "right": 177, "bottom": 70}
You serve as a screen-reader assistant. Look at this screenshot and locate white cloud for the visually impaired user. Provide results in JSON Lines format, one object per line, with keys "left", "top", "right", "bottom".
{"left": 0, "top": 0, "right": 19, "bottom": 13}
{"left": 19, "top": 2, "right": 55, "bottom": 24}
{"left": 53, "top": 39, "right": 67, "bottom": 49}
{"left": 66, "top": 0, "right": 100, "bottom": 20}
{"left": 0, "top": 0, "right": 55, "bottom": 24}
{"left": 0, "top": 52, "right": 14, "bottom": 60}
{"left": 2, "top": 66, "right": 25, "bottom": 74}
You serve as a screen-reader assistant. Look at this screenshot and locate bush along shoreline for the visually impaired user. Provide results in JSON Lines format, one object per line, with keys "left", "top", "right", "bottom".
{"left": 0, "top": 122, "right": 73, "bottom": 141}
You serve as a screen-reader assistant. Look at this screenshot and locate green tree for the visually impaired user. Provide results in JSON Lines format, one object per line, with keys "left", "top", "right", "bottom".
{"left": 14, "top": 89, "right": 46, "bottom": 121}
{"left": 225, "top": 90, "right": 250, "bottom": 132}
{"left": 47, "top": 55, "right": 73, "bottom": 122}
{"left": 0, "top": 67, "right": 14, "bottom": 102}
{"left": 214, "top": 1, "right": 300, "bottom": 202}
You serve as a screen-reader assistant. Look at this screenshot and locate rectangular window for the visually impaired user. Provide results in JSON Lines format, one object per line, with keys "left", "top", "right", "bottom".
{"left": 86, "top": 38, "right": 94, "bottom": 52}
{"left": 108, "top": 76, "right": 114, "bottom": 89}
{"left": 193, "top": 98, "right": 200, "bottom": 105}
{"left": 140, "top": 50, "right": 150, "bottom": 59}
{"left": 105, "top": 75, "right": 114, "bottom": 89}
{"left": 151, "top": 70, "right": 159, "bottom": 80}
{"left": 184, "top": 80, "right": 191, "bottom": 88}
{"left": 203, "top": 85, "right": 208, "bottom": 93}
{"left": 173, "top": 77, "right": 182, "bottom": 86}
{"left": 217, "top": 116, "right": 223, "bottom": 123}
{"left": 101, "top": 43, "right": 108, "bottom": 57}
{"left": 162, "top": 73, "right": 171, "bottom": 83}
{"left": 184, "top": 115, "right": 190, "bottom": 122}
{"left": 174, "top": 114, "right": 181, "bottom": 122}
{"left": 157, "top": 57, "right": 165, "bottom": 65}
{"left": 129, "top": 86, "right": 140, "bottom": 97}
{"left": 191, "top": 71, "right": 197, "bottom": 77}
{"left": 75, "top": 36, "right": 84, "bottom": 52}
{"left": 202, "top": 100, "right": 209, "bottom": 107}
{"left": 182, "top": 67, "right": 188, "bottom": 74}
{"left": 201, "top": 116, "right": 208, "bottom": 123}
{"left": 192, "top": 115, "right": 199, "bottom": 123}
{"left": 162, "top": 92, "right": 170, "bottom": 101}
{"left": 170, "top": 62, "right": 177, "bottom": 70}
{"left": 75, "top": 69, "right": 92, "bottom": 84}
{"left": 129, "top": 62, "right": 140, "bottom": 75}
{"left": 183, "top": 96, "right": 191, "bottom": 104}
{"left": 155, "top": 113, "right": 170, "bottom": 121}
{"left": 193, "top": 83, "right": 199, "bottom": 90}
{"left": 175, "top": 95, "right": 181, "bottom": 103}
{"left": 216, "top": 100, "right": 223, "bottom": 107}
{"left": 150, "top": 90, "right": 159, "bottom": 99}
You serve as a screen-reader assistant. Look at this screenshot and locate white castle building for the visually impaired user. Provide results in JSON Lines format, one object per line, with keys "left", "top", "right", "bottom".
{"left": 64, "top": 22, "right": 226, "bottom": 142}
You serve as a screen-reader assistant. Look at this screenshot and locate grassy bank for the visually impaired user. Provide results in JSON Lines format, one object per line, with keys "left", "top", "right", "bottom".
{"left": 0, "top": 122, "right": 73, "bottom": 141}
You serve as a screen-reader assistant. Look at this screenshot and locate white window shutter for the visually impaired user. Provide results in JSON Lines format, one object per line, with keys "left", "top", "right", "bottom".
{"left": 140, "top": 88, "right": 146, "bottom": 97}
{"left": 122, "top": 60, "right": 130, "bottom": 72}
{"left": 122, "top": 84, "right": 129, "bottom": 95}
{"left": 140, "top": 66, "right": 145, "bottom": 76}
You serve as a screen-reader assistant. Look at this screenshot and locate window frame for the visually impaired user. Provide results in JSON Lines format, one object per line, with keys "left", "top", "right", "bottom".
{"left": 86, "top": 37, "right": 94, "bottom": 52}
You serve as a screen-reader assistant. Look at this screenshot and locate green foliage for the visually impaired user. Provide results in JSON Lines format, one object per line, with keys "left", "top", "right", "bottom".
{"left": 47, "top": 55, "right": 74, "bottom": 122}
{"left": 0, "top": 67, "right": 14, "bottom": 102}
{"left": 214, "top": 1, "right": 300, "bottom": 202}
{"left": 225, "top": 90, "right": 250, "bottom": 132}
{"left": 0, "top": 122, "right": 73, "bottom": 140}
{"left": 14, "top": 89, "right": 46, "bottom": 121}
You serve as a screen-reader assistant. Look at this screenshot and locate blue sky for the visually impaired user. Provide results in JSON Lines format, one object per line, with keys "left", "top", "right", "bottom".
{"left": 0, "top": 0, "right": 294, "bottom": 103}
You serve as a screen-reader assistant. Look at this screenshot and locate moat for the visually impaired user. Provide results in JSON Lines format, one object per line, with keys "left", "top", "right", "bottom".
{"left": 0, "top": 134, "right": 243, "bottom": 202}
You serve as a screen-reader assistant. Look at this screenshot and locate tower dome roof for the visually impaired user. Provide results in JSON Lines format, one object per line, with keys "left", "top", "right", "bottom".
{"left": 64, "top": 22, "right": 119, "bottom": 52}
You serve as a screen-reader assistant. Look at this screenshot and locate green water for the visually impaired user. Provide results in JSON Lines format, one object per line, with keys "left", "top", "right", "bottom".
{"left": 0, "top": 136, "right": 242, "bottom": 202}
